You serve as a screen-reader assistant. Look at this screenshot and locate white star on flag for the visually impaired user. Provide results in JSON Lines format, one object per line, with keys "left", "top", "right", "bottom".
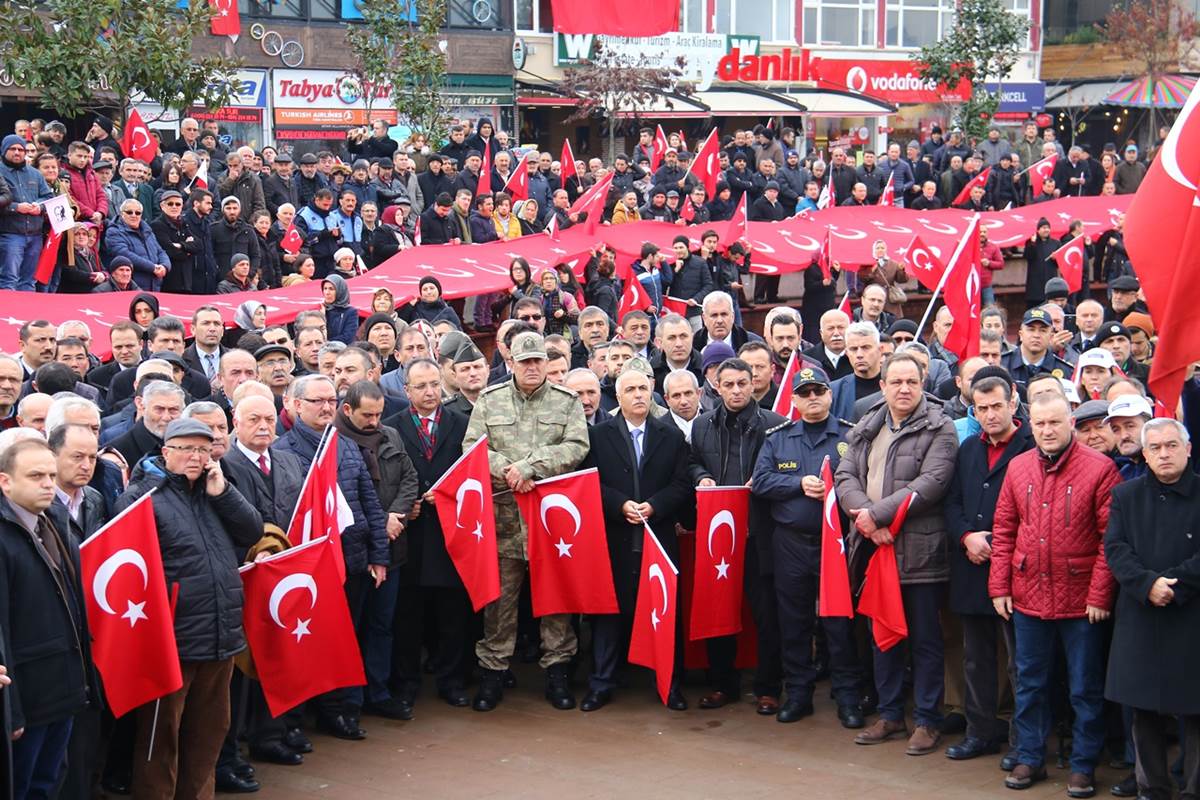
{"left": 291, "top": 618, "right": 312, "bottom": 643}
{"left": 122, "top": 600, "right": 148, "bottom": 627}
{"left": 715, "top": 557, "right": 730, "bottom": 579}
{"left": 554, "top": 538, "right": 573, "bottom": 558}
{"left": 650, "top": 608, "right": 661, "bottom": 630}
{"left": 471, "top": 522, "right": 484, "bottom": 541}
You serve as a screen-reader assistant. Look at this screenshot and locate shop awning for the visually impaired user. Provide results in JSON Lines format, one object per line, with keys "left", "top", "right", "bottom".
{"left": 691, "top": 87, "right": 807, "bottom": 115}
{"left": 780, "top": 87, "right": 896, "bottom": 117}
{"left": 1044, "top": 80, "right": 1124, "bottom": 109}
{"left": 515, "top": 81, "right": 711, "bottom": 118}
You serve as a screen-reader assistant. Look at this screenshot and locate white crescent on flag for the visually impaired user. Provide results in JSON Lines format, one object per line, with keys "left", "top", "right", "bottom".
{"left": 267, "top": 572, "right": 318, "bottom": 642}
{"left": 647, "top": 563, "right": 669, "bottom": 628}
{"left": 92, "top": 548, "right": 150, "bottom": 626}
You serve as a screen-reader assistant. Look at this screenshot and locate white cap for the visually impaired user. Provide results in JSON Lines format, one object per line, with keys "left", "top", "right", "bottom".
{"left": 1060, "top": 380, "right": 1081, "bottom": 405}
{"left": 1076, "top": 348, "right": 1117, "bottom": 372}
{"left": 1104, "top": 394, "right": 1153, "bottom": 424}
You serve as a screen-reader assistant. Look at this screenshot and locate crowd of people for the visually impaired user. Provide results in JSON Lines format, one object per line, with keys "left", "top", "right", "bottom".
{"left": 0, "top": 113, "right": 1191, "bottom": 800}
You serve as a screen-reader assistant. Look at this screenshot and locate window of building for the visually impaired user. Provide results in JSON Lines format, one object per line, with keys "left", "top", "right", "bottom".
{"left": 716, "top": 0, "right": 796, "bottom": 42}
{"left": 515, "top": 0, "right": 553, "bottom": 31}
{"left": 884, "top": 0, "right": 954, "bottom": 48}
{"left": 679, "top": 0, "right": 705, "bottom": 33}
{"left": 803, "top": 0, "right": 877, "bottom": 47}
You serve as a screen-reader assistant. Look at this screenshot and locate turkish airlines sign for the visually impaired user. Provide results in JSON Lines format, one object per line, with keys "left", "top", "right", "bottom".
{"left": 811, "top": 58, "right": 970, "bottom": 104}
{"left": 272, "top": 69, "right": 398, "bottom": 128}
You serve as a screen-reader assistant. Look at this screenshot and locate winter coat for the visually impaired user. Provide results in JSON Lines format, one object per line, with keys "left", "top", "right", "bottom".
{"left": 989, "top": 437, "right": 1121, "bottom": 619}
{"left": 0, "top": 153, "right": 53, "bottom": 236}
{"left": 263, "top": 172, "right": 299, "bottom": 218}
{"left": 217, "top": 170, "right": 266, "bottom": 222}
{"left": 1104, "top": 467, "right": 1200, "bottom": 714}
{"left": 182, "top": 210, "right": 219, "bottom": 294}
{"left": 210, "top": 216, "right": 261, "bottom": 278}
{"left": 114, "top": 458, "right": 262, "bottom": 661}
{"left": 275, "top": 420, "right": 389, "bottom": 575}
{"left": 151, "top": 213, "right": 200, "bottom": 294}
{"left": 405, "top": 299, "right": 461, "bottom": 328}
{"left": 1023, "top": 235, "right": 1059, "bottom": 307}
{"left": 944, "top": 424, "right": 1035, "bottom": 615}
{"left": 835, "top": 398, "right": 959, "bottom": 584}
{"left": 104, "top": 218, "right": 171, "bottom": 291}
{"left": 58, "top": 245, "right": 104, "bottom": 293}
{"left": 63, "top": 164, "right": 108, "bottom": 220}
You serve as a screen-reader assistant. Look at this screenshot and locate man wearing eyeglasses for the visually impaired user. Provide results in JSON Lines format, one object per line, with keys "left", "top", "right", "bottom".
{"left": 104, "top": 198, "right": 171, "bottom": 291}
{"left": 114, "top": 417, "right": 261, "bottom": 800}
{"left": 151, "top": 189, "right": 197, "bottom": 293}
{"left": 275, "top": 375, "right": 388, "bottom": 741}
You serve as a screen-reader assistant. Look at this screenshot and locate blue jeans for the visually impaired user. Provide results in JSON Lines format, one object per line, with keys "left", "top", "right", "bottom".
{"left": 363, "top": 568, "right": 401, "bottom": 704}
{"left": 0, "top": 232, "right": 42, "bottom": 291}
{"left": 12, "top": 718, "right": 73, "bottom": 799}
{"left": 1012, "top": 611, "right": 1106, "bottom": 774}
{"left": 981, "top": 286, "right": 996, "bottom": 307}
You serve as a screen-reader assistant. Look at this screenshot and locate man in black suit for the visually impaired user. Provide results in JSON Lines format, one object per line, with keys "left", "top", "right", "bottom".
{"left": 182, "top": 306, "right": 227, "bottom": 385}
{"left": 106, "top": 317, "right": 212, "bottom": 409}
{"left": 692, "top": 291, "right": 764, "bottom": 352}
{"left": 943, "top": 373, "right": 1032, "bottom": 764}
{"left": 802, "top": 308, "right": 853, "bottom": 380}
{"left": 389, "top": 359, "right": 475, "bottom": 710}
{"left": 86, "top": 321, "right": 143, "bottom": 393}
{"left": 109, "top": 380, "right": 185, "bottom": 469}
{"left": 582, "top": 358, "right": 692, "bottom": 711}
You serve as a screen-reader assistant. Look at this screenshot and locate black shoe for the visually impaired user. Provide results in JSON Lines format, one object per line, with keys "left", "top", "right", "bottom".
{"left": 215, "top": 768, "right": 260, "bottom": 794}
{"left": 364, "top": 697, "right": 414, "bottom": 721}
{"left": 946, "top": 736, "right": 1002, "bottom": 761}
{"left": 438, "top": 686, "right": 471, "bottom": 707}
{"left": 1000, "top": 749, "right": 1019, "bottom": 771}
{"left": 501, "top": 668, "right": 518, "bottom": 689}
{"left": 837, "top": 704, "right": 866, "bottom": 729}
{"left": 940, "top": 712, "right": 967, "bottom": 735}
{"left": 1109, "top": 773, "right": 1137, "bottom": 797}
{"left": 545, "top": 666, "right": 576, "bottom": 710}
{"left": 249, "top": 742, "right": 303, "bottom": 766}
{"left": 316, "top": 715, "right": 366, "bottom": 740}
{"left": 776, "top": 698, "right": 814, "bottom": 723}
{"left": 232, "top": 758, "right": 255, "bottom": 780}
{"left": 283, "top": 728, "right": 312, "bottom": 754}
{"left": 101, "top": 776, "right": 132, "bottom": 796}
{"left": 580, "top": 689, "right": 612, "bottom": 712}
{"left": 474, "top": 669, "right": 504, "bottom": 712}
{"left": 666, "top": 687, "right": 688, "bottom": 711}
{"left": 860, "top": 692, "right": 878, "bottom": 716}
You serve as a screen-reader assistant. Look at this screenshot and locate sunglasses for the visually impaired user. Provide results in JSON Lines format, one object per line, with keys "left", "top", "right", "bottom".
{"left": 122, "top": 210, "right": 142, "bottom": 216}
{"left": 518, "top": 314, "right": 544, "bottom": 322}
{"left": 795, "top": 385, "right": 829, "bottom": 398}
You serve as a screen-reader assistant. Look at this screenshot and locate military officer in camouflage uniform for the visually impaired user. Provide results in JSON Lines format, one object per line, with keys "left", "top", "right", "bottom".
{"left": 463, "top": 331, "right": 590, "bottom": 712}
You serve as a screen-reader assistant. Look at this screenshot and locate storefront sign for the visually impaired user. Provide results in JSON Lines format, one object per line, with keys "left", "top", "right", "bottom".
{"left": 554, "top": 32, "right": 743, "bottom": 91}
{"left": 272, "top": 69, "right": 397, "bottom": 128}
{"left": 984, "top": 81, "right": 1045, "bottom": 113}
{"left": 225, "top": 69, "right": 269, "bottom": 108}
{"left": 810, "top": 58, "right": 970, "bottom": 104}
{"left": 716, "top": 48, "right": 815, "bottom": 83}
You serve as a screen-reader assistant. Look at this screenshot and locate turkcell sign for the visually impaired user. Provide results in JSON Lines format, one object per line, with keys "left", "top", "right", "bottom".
{"left": 984, "top": 82, "right": 1046, "bottom": 112}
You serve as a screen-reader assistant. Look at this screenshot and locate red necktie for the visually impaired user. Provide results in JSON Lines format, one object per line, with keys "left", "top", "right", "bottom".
{"left": 421, "top": 418, "right": 432, "bottom": 437}
{"left": 258, "top": 454, "right": 270, "bottom": 476}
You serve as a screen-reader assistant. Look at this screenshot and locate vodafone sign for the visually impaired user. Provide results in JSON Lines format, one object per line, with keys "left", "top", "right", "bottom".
{"left": 811, "top": 58, "right": 971, "bottom": 104}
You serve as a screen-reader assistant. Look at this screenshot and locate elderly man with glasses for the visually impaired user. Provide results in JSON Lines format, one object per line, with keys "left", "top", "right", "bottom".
{"left": 105, "top": 198, "right": 171, "bottom": 291}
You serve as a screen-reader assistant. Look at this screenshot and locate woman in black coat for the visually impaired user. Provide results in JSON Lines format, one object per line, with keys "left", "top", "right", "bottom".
{"left": 252, "top": 211, "right": 282, "bottom": 288}
{"left": 801, "top": 256, "right": 838, "bottom": 339}
{"left": 1022, "top": 217, "right": 1059, "bottom": 307}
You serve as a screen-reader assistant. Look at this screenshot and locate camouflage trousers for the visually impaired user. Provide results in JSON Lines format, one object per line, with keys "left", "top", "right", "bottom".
{"left": 476, "top": 556, "right": 577, "bottom": 671}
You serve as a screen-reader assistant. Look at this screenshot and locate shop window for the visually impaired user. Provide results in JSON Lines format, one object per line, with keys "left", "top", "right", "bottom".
{"left": 242, "top": 0, "right": 306, "bottom": 20}
{"left": 803, "top": 0, "right": 876, "bottom": 47}
{"left": 885, "top": 0, "right": 953, "bottom": 47}
{"left": 514, "top": 0, "right": 553, "bottom": 31}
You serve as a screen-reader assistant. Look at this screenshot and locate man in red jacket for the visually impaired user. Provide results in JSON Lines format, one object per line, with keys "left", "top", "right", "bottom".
{"left": 989, "top": 394, "right": 1121, "bottom": 798}
{"left": 63, "top": 141, "right": 107, "bottom": 225}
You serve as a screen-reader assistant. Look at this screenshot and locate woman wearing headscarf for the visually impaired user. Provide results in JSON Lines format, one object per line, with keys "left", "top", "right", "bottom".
{"left": 400, "top": 276, "right": 461, "bottom": 327}
{"left": 537, "top": 269, "right": 579, "bottom": 338}
{"left": 514, "top": 199, "right": 543, "bottom": 236}
{"left": 322, "top": 274, "right": 361, "bottom": 344}
{"left": 58, "top": 222, "right": 106, "bottom": 292}
{"left": 370, "top": 288, "right": 399, "bottom": 321}
{"left": 225, "top": 299, "right": 267, "bottom": 347}
{"left": 128, "top": 292, "right": 160, "bottom": 328}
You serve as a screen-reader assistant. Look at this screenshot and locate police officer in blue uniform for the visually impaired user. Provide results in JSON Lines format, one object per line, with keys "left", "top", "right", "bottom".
{"left": 999, "top": 308, "right": 1073, "bottom": 391}
{"left": 752, "top": 366, "right": 864, "bottom": 727}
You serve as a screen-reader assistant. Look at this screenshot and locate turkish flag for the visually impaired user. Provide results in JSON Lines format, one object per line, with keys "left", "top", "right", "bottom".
{"left": 1126, "top": 88, "right": 1200, "bottom": 412}
{"left": 902, "top": 234, "right": 946, "bottom": 291}
{"left": 241, "top": 536, "right": 365, "bottom": 717}
{"left": 121, "top": 109, "right": 158, "bottom": 164}
{"left": 660, "top": 295, "right": 688, "bottom": 318}
{"left": 280, "top": 222, "right": 304, "bottom": 255}
{"left": 772, "top": 350, "right": 801, "bottom": 422}
{"left": 724, "top": 192, "right": 749, "bottom": 246}
{"left": 878, "top": 173, "right": 895, "bottom": 207}
{"left": 817, "top": 227, "right": 834, "bottom": 280}
{"left": 209, "top": 0, "right": 241, "bottom": 36}
{"left": 856, "top": 492, "right": 915, "bottom": 651}
{"left": 504, "top": 153, "right": 531, "bottom": 201}
{"left": 551, "top": 0, "right": 679, "bottom": 35}
{"left": 627, "top": 525, "right": 678, "bottom": 704}
{"left": 193, "top": 159, "right": 209, "bottom": 190}
{"left": 515, "top": 468, "right": 618, "bottom": 616}
{"left": 285, "top": 427, "right": 352, "bottom": 580}
{"left": 679, "top": 197, "right": 696, "bottom": 222}
{"left": 817, "top": 179, "right": 835, "bottom": 210}
{"left": 570, "top": 171, "right": 613, "bottom": 235}
{"left": 837, "top": 290, "right": 852, "bottom": 317}
{"left": 687, "top": 129, "right": 721, "bottom": 199}
{"left": 560, "top": 139, "right": 577, "bottom": 183}
{"left": 477, "top": 139, "right": 491, "bottom": 199}
{"left": 689, "top": 486, "right": 750, "bottom": 640}
{"left": 951, "top": 167, "right": 991, "bottom": 207}
{"left": 1050, "top": 233, "right": 1087, "bottom": 293}
{"left": 35, "top": 229, "right": 62, "bottom": 285}
{"left": 942, "top": 215, "right": 983, "bottom": 360}
{"left": 616, "top": 273, "right": 652, "bottom": 321}
{"left": 818, "top": 457, "right": 854, "bottom": 618}
{"left": 651, "top": 125, "right": 669, "bottom": 173}
{"left": 1028, "top": 154, "right": 1058, "bottom": 197}
{"left": 430, "top": 436, "right": 501, "bottom": 611}
{"left": 413, "top": 215, "right": 422, "bottom": 246}
{"left": 79, "top": 492, "right": 183, "bottom": 718}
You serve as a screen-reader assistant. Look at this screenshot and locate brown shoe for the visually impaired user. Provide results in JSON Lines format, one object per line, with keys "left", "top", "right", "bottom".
{"left": 755, "top": 695, "right": 779, "bottom": 715}
{"left": 698, "top": 691, "right": 733, "bottom": 710}
{"left": 1066, "top": 772, "right": 1095, "bottom": 798}
{"left": 1004, "top": 764, "right": 1048, "bottom": 790}
{"left": 905, "top": 725, "right": 942, "bottom": 756}
{"left": 854, "top": 717, "right": 907, "bottom": 745}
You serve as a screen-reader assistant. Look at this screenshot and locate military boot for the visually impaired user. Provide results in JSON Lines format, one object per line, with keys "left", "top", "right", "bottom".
{"left": 473, "top": 669, "right": 504, "bottom": 712}
{"left": 544, "top": 664, "right": 576, "bottom": 710}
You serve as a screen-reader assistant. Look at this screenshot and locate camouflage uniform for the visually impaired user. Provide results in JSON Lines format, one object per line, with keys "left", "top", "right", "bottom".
{"left": 464, "top": 333, "right": 590, "bottom": 671}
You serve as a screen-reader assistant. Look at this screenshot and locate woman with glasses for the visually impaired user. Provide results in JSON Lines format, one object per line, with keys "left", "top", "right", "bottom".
{"left": 104, "top": 198, "right": 171, "bottom": 291}
{"left": 501, "top": 257, "right": 537, "bottom": 320}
